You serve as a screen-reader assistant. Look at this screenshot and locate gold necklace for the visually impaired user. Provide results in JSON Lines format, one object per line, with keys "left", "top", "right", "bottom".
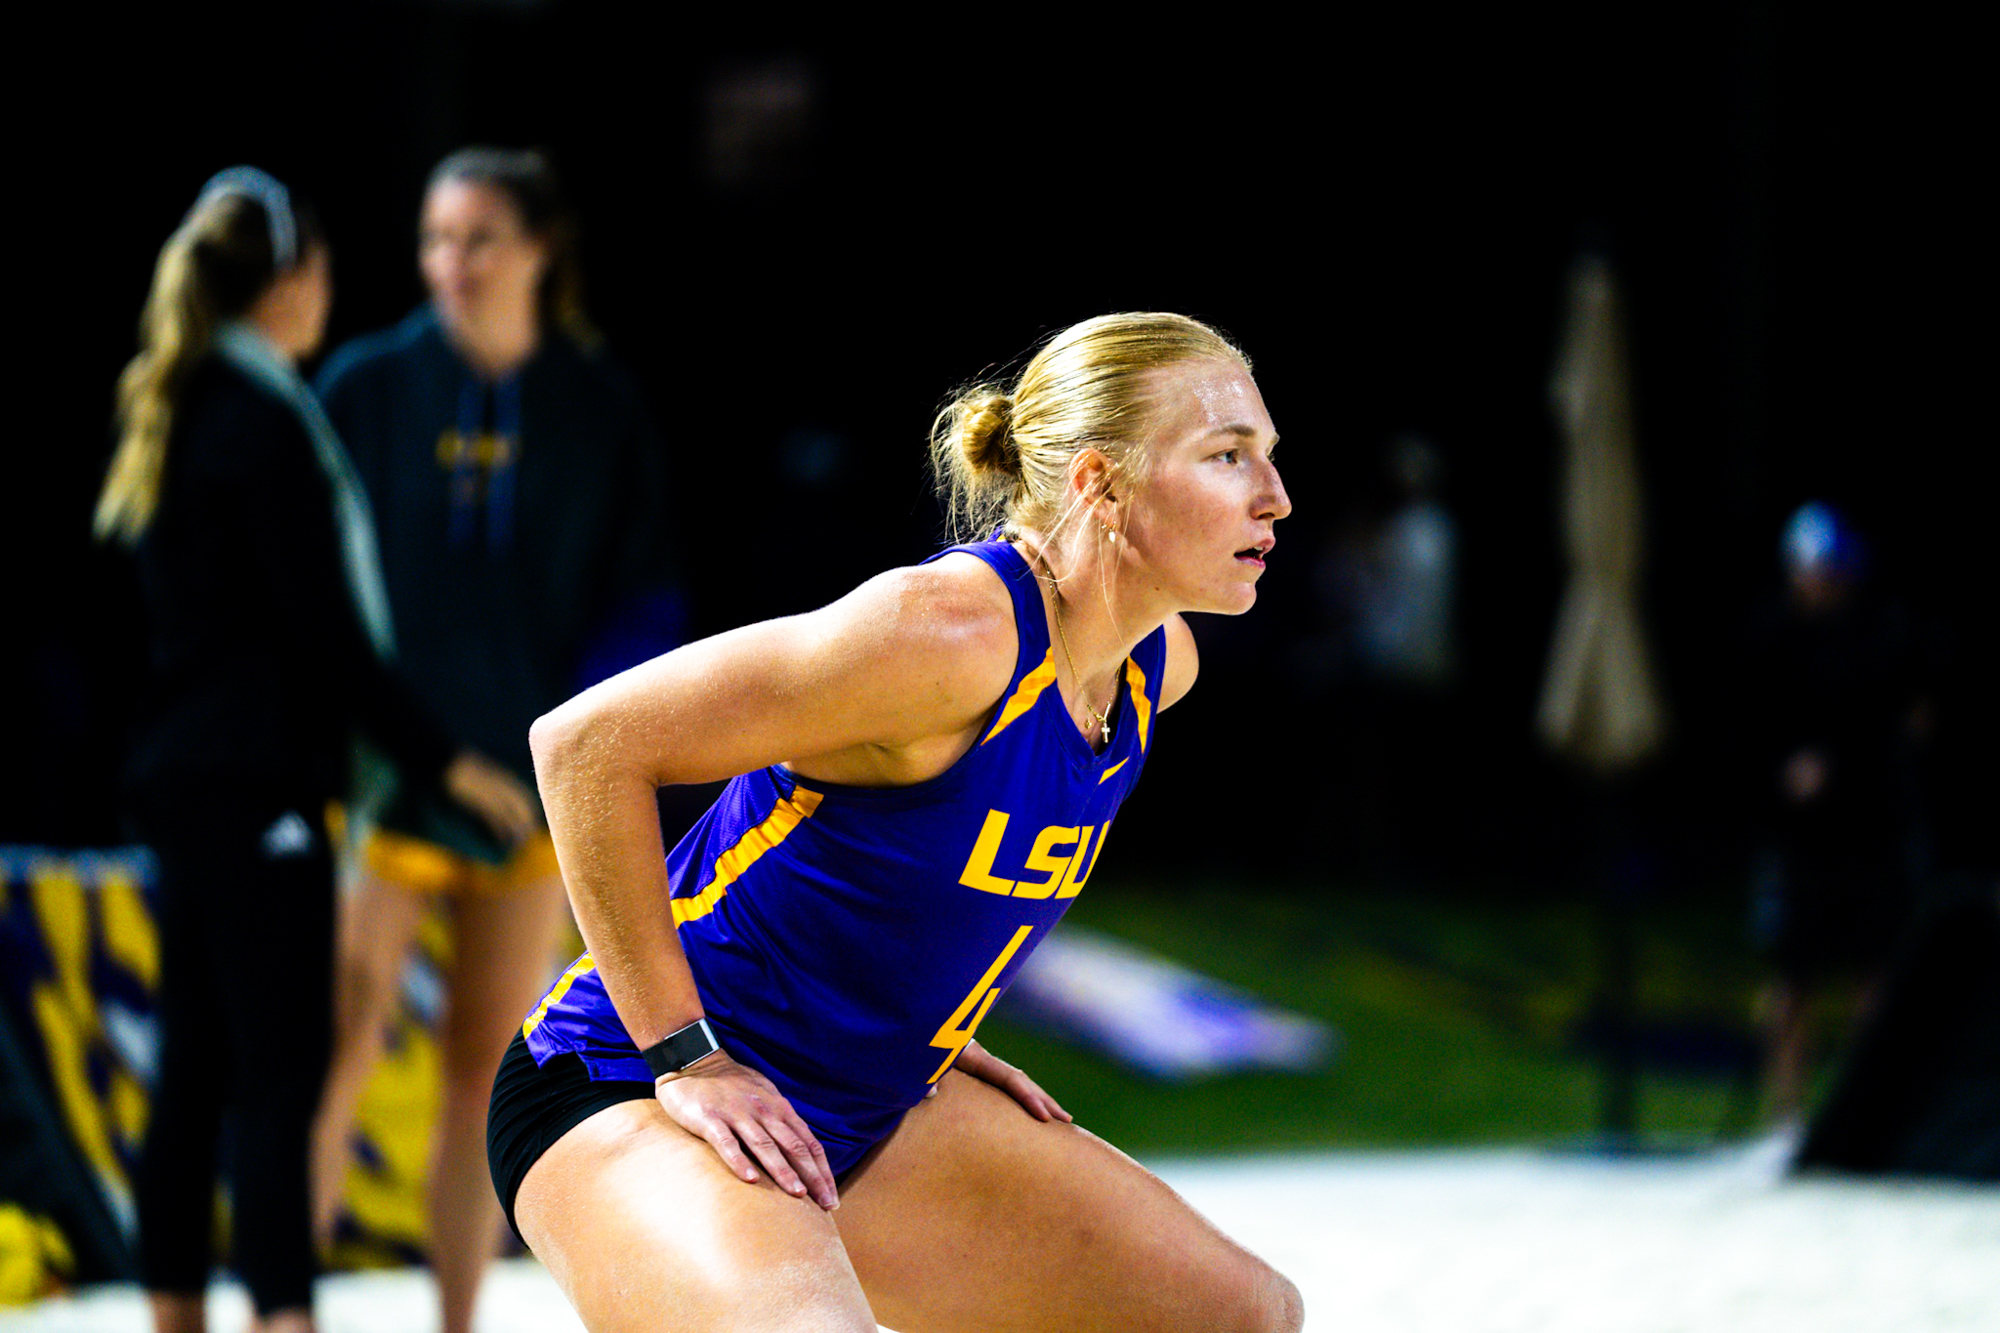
{"left": 1039, "top": 561, "right": 1112, "bottom": 746}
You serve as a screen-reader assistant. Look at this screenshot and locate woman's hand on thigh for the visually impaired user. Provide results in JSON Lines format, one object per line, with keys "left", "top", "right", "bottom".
{"left": 953, "top": 1040, "right": 1072, "bottom": 1123}
{"left": 655, "top": 1055, "right": 841, "bottom": 1210}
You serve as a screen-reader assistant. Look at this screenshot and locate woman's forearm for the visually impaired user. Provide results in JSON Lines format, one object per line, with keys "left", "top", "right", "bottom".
{"left": 530, "top": 704, "right": 703, "bottom": 1051}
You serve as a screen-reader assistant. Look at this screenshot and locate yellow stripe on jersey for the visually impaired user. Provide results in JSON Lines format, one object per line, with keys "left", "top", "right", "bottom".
{"left": 1098, "top": 757, "right": 1128, "bottom": 785}
{"left": 523, "top": 953, "right": 596, "bottom": 1038}
{"left": 1124, "top": 657, "right": 1153, "bottom": 752}
{"left": 673, "top": 784, "right": 825, "bottom": 927}
{"left": 982, "top": 649, "right": 1059, "bottom": 744}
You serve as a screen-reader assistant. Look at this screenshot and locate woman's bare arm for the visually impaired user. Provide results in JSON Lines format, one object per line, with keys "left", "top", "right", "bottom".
{"left": 526, "top": 556, "right": 1015, "bottom": 1204}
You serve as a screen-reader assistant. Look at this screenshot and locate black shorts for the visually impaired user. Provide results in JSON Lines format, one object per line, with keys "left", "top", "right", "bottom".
{"left": 487, "top": 1030, "right": 653, "bottom": 1243}
{"left": 488, "top": 1028, "right": 893, "bottom": 1246}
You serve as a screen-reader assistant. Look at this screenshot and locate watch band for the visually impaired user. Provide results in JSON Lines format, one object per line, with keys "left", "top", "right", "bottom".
{"left": 642, "top": 1017, "right": 720, "bottom": 1079}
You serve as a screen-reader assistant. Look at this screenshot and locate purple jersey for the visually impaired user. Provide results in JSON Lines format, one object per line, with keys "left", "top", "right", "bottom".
{"left": 522, "top": 541, "right": 1167, "bottom": 1170}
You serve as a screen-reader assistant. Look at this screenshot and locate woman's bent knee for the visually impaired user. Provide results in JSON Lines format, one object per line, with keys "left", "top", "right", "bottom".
{"left": 1270, "top": 1272, "right": 1306, "bottom": 1333}
{"left": 1220, "top": 1255, "right": 1303, "bottom": 1333}
{"left": 1247, "top": 1265, "right": 1305, "bottom": 1333}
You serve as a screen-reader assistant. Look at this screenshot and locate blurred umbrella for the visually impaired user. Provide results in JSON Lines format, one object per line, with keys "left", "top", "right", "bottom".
{"left": 1538, "top": 252, "right": 1668, "bottom": 1145}
{"left": 1537, "top": 254, "right": 1668, "bottom": 773}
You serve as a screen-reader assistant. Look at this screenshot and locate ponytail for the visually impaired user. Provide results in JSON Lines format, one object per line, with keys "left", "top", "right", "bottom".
{"left": 96, "top": 169, "right": 306, "bottom": 545}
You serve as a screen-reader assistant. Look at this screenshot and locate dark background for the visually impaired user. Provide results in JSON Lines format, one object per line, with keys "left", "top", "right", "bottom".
{"left": 7, "top": 2, "right": 1986, "bottom": 895}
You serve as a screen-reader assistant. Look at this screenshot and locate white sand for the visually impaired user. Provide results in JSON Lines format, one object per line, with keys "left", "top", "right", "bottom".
{"left": 10, "top": 1142, "right": 1996, "bottom": 1332}
{"left": 1162, "top": 1142, "right": 1998, "bottom": 1332}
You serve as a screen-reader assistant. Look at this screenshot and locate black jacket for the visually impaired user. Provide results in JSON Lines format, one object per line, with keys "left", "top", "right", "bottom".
{"left": 317, "top": 307, "right": 671, "bottom": 783}
{"left": 124, "top": 355, "right": 454, "bottom": 803}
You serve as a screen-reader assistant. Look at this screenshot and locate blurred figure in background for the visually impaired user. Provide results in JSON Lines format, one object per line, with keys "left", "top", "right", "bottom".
{"left": 1302, "top": 434, "right": 1460, "bottom": 868}
{"left": 1745, "top": 501, "right": 1923, "bottom": 1123}
{"left": 309, "top": 147, "right": 673, "bottom": 1333}
{"left": 1351, "top": 434, "right": 1458, "bottom": 690}
{"left": 97, "top": 168, "right": 532, "bottom": 1333}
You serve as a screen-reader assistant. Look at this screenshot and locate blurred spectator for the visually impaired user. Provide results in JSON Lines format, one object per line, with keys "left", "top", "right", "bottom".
{"left": 1298, "top": 435, "right": 1461, "bottom": 869}
{"left": 97, "top": 168, "right": 529, "bottom": 1333}
{"left": 1351, "top": 435, "right": 1458, "bottom": 690}
{"left": 1745, "top": 501, "right": 1924, "bottom": 1122}
{"left": 310, "top": 147, "right": 675, "bottom": 1333}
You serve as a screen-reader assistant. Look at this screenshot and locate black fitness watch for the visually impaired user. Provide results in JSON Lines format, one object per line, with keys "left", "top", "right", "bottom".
{"left": 642, "top": 1017, "right": 721, "bottom": 1079}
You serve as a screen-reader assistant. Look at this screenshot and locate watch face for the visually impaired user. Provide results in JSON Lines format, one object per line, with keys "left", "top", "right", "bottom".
{"left": 646, "top": 1018, "right": 719, "bottom": 1077}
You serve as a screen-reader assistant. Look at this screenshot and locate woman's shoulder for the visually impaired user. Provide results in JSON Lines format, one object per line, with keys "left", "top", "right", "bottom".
{"left": 785, "top": 553, "right": 1022, "bottom": 735}
{"left": 316, "top": 306, "right": 447, "bottom": 401}
{"left": 847, "top": 553, "right": 1020, "bottom": 662}
{"left": 176, "top": 357, "right": 313, "bottom": 473}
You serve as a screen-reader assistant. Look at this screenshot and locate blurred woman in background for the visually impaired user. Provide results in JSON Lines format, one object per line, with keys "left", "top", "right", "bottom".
{"left": 98, "top": 167, "right": 533, "bottom": 1333}
{"left": 310, "top": 146, "right": 672, "bottom": 1333}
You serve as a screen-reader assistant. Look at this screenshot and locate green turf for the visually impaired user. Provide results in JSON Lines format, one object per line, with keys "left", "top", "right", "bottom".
{"left": 978, "top": 875, "right": 1792, "bottom": 1155}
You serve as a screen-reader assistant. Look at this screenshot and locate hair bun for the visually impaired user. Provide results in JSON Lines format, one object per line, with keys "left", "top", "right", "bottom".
{"left": 953, "top": 389, "right": 1018, "bottom": 478}
{"left": 929, "top": 312, "right": 1246, "bottom": 545}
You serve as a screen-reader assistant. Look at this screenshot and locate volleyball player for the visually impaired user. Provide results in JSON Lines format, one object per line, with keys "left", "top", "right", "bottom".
{"left": 491, "top": 313, "right": 1304, "bottom": 1331}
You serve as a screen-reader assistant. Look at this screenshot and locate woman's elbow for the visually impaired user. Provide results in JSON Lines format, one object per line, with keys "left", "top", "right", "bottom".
{"left": 531, "top": 694, "right": 662, "bottom": 795}
{"left": 528, "top": 701, "right": 590, "bottom": 787}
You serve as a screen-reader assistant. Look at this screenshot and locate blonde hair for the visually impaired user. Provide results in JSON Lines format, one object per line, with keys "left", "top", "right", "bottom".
{"left": 929, "top": 312, "right": 1250, "bottom": 545}
{"left": 96, "top": 189, "right": 302, "bottom": 544}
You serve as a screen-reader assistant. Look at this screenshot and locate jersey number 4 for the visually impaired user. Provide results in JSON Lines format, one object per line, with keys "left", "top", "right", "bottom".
{"left": 926, "top": 925, "right": 1034, "bottom": 1083}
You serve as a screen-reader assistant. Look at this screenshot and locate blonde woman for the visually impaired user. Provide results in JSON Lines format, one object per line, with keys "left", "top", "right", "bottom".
{"left": 100, "top": 168, "right": 533, "bottom": 1333}
{"left": 490, "top": 313, "right": 1304, "bottom": 1332}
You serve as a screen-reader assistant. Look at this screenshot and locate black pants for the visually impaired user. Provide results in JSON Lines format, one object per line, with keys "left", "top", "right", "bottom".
{"left": 129, "top": 785, "right": 335, "bottom": 1315}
